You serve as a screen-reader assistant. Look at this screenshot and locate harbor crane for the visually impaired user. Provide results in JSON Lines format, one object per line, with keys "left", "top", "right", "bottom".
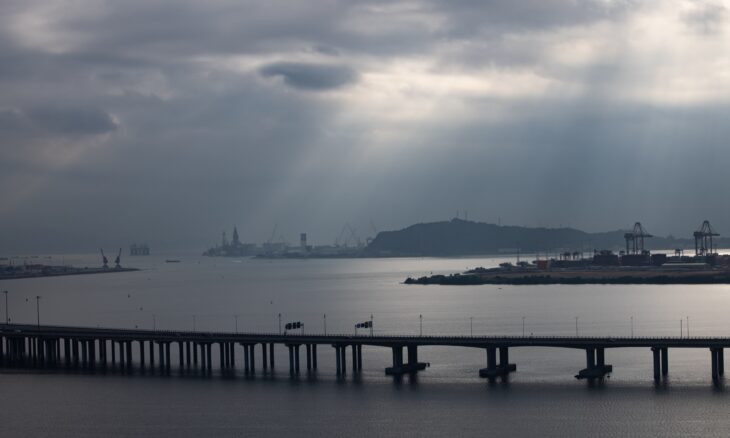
{"left": 100, "top": 249, "right": 108, "bottom": 268}
{"left": 624, "top": 222, "right": 653, "bottom": 255}
{"left": 694, "top": 220, "right": 720, "bottom": 257}
{"left": 114, "top": 248, "right": 122, "bottom": 268}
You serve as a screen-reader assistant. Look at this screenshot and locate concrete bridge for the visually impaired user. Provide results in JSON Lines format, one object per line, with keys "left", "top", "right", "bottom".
{"left": 1, "top": 323, "right": 728, "bottom": 384}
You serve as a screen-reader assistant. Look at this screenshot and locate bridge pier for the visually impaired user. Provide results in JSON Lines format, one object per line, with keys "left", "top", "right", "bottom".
{"left": 219, "top": 342, "right": 225, "bottom": 370}
{"left": 270, "top": 343, "right": 276, "bottom": 370}
{"left": 261, "top": 343, "right": 267, "bottom": 371}
{"left": 480, "top": 346, "right": 516, "bottom": 378}
{"left": 357, "top": 345, "right": 362, "bottom": 371}
{"left": 185, "top": 341, "right": 191, "bottom": 370}
{"left": 576, "top": 347, "right": 612, "bottom": 379}
{"left": 651, "top": 347, "right": 671, "bottom": 381}
{"left": 306, "top": 344, "right": 312, "bottom": 371}
{"left": 386, "top": 345, "right": 427, "bottom": 376}
{"left": 711, "top": 348, "right": 724, "bottom": 382}
{"left": 127, "top": 341, "right": 133, "bottom": 371}
{"left": 243, "top": 343, "right": 250, "bottom": 374}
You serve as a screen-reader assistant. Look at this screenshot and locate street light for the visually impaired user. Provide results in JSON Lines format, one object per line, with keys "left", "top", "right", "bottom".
{"left": 575, "top": 316, "right": 579, "bottom": 336}
{"left": 419, "top": 314, "right": 423, "bottom": 336}
{"left": 35, "top": 295, "right": 40, "bottom": 327}
{"left": 278, "top": 313, "right": 282, "bottom": 335}
{"left": 470, "top": 316, "right": 473, "bottom": 337}
{"left": 687, "top": 316, "right": 690, "bottom": 337}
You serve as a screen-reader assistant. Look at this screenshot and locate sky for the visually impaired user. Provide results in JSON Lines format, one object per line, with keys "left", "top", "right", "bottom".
{"left": 1, "top": 0, "right": 730, "bottom": 252}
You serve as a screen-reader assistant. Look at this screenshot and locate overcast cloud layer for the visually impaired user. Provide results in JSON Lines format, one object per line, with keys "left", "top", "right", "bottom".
{"left": 1, "top": 0, "right": 730, "bottom": 252}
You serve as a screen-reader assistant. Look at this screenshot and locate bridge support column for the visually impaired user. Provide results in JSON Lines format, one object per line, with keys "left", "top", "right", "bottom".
{"left": 385, "top": 346, "right": 403, "bottom": 376}
{"left": 193, "top": 342, "right": 198, "bottom": 369}
{"left": 294, "top": 345, "right": 300, "bottom": 374}
{"left": 186, "top": 342, "right": 191, "bottom": 370}
{"left": 270, "top": 343, "right": 275, "bottom": 370}
{"left": 230, "top": 343, "right": 235, "bottom": 369}
{"left": 81, "top": 340, "right": 88, "bottom": 369}
{"left": 149, "top": 340, "right": 155, "bottom": 371}
{"left": 306, "top": 344, "right": 312, "bottom": 371}
{"left": 89, "top": 340, "right": 96, "bottom": 370}
{"left": 206, "top": 344, "right": 212, "bottom": 374}
{"left": 243, "top": 344, "right": 250, "bottom": 374}
{"left": 165, "top": 342, "right": 170, "bottom": 374}
{"left": 139, "top": 341, "right": 145, "bottom": 371}
{"left": 312, "top": 344, "right": 317, "bottom": 369}
{"left": 219, "top": 342, "right": 225, "bottom": 370}
{"left": 576, "top": 347, "right": 612, "bottom": 380}
{"left": 288, "top": 345, "right": 295, "bottom": 376}
{"left": 711, "top": 348, "right": 721, "bottom": 382}
{"left": 661, "top": 348, "right": 668, "bottom": 376}
{"left": 261, "top": 343, "right": 267, "bottom": 371}
{"left": 652, "top": 347, "right": 661, "bottom": 381}
{"left": 159, "top": 342, "right": 165, "bottom": 373}
{"left": 357, "top": 345, "right": 362, "bottom": 371}
{"left": 127, "top": 341, "right": 133, "bottom": 371}
{"left": 249, "top": 344, "right": 255, "bottom": 373}
{"left": 63, "top": 338, "right": 70, "bottom": 367}
{"left": 334, "top": 346, "right": 341, "bottom": 376}
{"left": 352, "top": 345, "right": 358, "bottom": 372}
{"left": 719, "top": 349, "right": 724, "bottom": 376}
{"left": 178, "top": 342, "right": 184, "bottom": 371}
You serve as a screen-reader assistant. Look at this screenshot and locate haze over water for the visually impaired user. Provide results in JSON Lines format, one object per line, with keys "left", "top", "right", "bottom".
{"left": 3, "top": 254, "right": 730, "bottom": 437}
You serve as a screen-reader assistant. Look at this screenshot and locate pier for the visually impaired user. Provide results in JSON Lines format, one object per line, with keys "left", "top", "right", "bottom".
{"left": 1, "top": 323, "right": 729, "bottom": 384}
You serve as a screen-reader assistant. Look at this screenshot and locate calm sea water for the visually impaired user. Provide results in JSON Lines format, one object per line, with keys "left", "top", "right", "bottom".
{"left": 2, "top": 253, "right": 730, "bottom": 437}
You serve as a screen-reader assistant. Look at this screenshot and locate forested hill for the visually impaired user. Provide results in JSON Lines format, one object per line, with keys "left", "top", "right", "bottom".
{"left": 363, "top": 219, "right": 727, "bottom": 257}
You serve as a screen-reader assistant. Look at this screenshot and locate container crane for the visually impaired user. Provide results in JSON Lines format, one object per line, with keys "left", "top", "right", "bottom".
{"left": 624, "top": 222, "right": 653, "bottom": 255}
{"left": 694, "top": 220, "right": 720, "bottom": 256}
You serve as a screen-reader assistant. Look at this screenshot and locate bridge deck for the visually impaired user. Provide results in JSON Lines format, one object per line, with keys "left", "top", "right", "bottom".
{"left": 2, "top": 324, "right": 729, "bottom": 349}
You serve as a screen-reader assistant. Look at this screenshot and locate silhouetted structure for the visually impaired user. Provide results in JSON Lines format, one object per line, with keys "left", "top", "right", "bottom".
{"left": 0, "top": 323, "right": 728, "bottom": 384}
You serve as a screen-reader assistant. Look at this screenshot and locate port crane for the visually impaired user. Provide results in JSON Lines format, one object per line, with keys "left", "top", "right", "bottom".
{"left": 624, "top": 222, "right": 653, "bottom": 255}
{"left": 114, "top": 248, "right": 122, "bottom": 268}
{"left": 694, "top": 220, "right": 720, "bottom": 256}
{"left": 100, "top": 249, "right": 108, "bottom": 268}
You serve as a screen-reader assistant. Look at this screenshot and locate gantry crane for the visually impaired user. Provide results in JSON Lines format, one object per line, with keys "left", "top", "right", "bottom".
{"left": 694, "top": 220, "right": 720, "bottom": 256}
{"left": 624, "top": 222, "right": 653, "bottom": 255}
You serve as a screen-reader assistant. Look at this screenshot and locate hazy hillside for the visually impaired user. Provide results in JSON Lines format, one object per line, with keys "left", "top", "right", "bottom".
{"left": 364, "top": 219, "right": 729, "bottom": 257}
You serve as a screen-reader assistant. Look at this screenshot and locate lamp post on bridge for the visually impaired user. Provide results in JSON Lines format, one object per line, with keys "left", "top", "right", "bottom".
{"left": 630, "top": 315, "right": 634, "bottom": 337}
{"left": 680, "top": 319, "right": 683, "bottom": 338}
{"left": 278, "top": 313, "right": 282, "bottom": 334}
{"left": 687, "top": 316, "right": 689, "bottom": 337}
{"left": 575, "top": 316, "right": 579, "bottom": 336}
{"left": 470, "top": 316, "right": 473, "bottom": 337}
{"left": 35, "top": 295, "right": 40, "bottom": 327}
{"left": 419, "top": 314, "right": 423, "bottom": 337}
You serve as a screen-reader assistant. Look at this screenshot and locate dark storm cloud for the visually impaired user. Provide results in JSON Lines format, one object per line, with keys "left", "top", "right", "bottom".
{"left": 0, "top": 0, "right": 728, "bottom": 252}
{"left": 26, "top": 107, "right": 117, "bottom": 135}
{"left": 259, "top": 62, "right": 359, "bottom": 90}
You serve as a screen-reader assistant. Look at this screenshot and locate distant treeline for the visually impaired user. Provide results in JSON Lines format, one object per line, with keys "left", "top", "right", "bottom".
{"left": 364, "top": 219, "right": 730, "bottom": 257}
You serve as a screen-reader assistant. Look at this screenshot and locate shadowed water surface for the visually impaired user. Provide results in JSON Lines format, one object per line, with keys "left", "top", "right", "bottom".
{"left": 2, "top": 253, "right": 730, "bottom": 436}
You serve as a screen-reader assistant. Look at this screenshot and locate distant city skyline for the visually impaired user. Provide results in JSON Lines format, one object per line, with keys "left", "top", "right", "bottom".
{"left": 2, "top": 1, "right": 729, "bottom": 252}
